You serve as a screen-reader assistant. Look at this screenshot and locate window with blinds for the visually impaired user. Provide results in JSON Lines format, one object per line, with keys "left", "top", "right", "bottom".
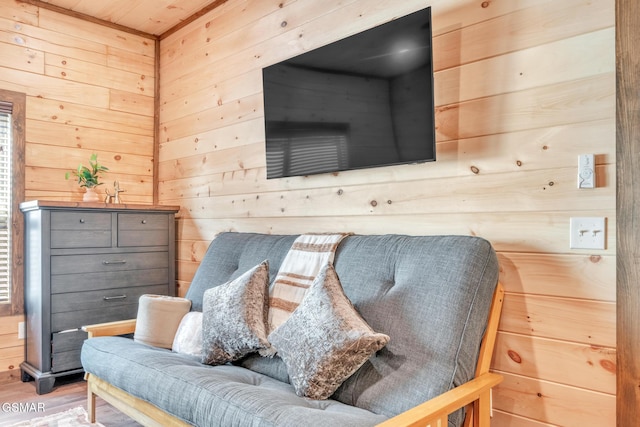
{"left": 0, "top": 103, "right": 12, "bottom": 305}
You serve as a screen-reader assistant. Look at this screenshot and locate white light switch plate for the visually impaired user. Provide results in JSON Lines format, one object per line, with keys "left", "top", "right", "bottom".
{"left": 570, "top": 217, "right": 606, "bottom": 249}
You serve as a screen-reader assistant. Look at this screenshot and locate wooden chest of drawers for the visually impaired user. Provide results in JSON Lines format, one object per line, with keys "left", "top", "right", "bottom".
{"left": 19, "top": 201, "right": 179, "bottom": 394}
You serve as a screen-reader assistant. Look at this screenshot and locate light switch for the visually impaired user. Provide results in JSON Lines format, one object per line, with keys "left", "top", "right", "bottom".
{"left": 570, "top": 217, "right": 606, "bottom": 249}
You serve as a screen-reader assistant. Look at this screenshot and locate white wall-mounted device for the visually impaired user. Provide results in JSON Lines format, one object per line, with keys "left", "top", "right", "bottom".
{"left": 578, "top": 154, "right": 595, "bottom": 189}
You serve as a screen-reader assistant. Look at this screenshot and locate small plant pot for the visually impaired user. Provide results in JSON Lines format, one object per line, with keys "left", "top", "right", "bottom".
{"left": 83, "top": 187, "right": 100, "bottom": 202}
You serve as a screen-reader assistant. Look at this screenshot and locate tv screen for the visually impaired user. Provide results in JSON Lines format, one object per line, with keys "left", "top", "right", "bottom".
{"left": 262, "top": 7, "right": 435, "bottom": 179}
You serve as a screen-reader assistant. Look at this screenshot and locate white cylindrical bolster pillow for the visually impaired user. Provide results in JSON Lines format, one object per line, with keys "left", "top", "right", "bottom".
{"left": 134, "top": 294, "right": 191, "bottom": 349}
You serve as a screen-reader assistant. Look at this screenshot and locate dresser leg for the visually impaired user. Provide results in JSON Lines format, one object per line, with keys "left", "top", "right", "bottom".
{"left": 20, "top": 368, "right": 32, "bottom": 383}
{"left": 20, "top": 362, "right": 57, "bottom": 394}
{"left": 35, "top": 376, "right": 56, "bottom": 395}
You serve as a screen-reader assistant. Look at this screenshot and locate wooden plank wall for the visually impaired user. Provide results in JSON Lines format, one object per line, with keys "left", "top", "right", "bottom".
{"left": 159, "top": 0, "right": 616, "bottom": 425}
{"left": 0, "top": 0, "right": 156, "bottom": 203}
{"left": 0, "top": 315, "right": 23, "bottom": 384}
{"left": 0, "top": 1, "right": 155, "bottom": 382}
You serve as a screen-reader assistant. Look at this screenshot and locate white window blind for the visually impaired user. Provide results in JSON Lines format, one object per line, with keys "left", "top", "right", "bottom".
{"left": 0, "top": 102, "right": 12, "bottom": 304}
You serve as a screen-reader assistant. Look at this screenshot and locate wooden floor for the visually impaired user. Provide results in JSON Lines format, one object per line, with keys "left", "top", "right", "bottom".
{"left": 0, "top": 374, "right": 141, "bottom": 426}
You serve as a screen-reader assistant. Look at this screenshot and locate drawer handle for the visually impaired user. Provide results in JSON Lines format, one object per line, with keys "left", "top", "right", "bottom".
{"left": 79, "top": 219, "right": 85, "bottom": 223}
{"left": 141, "top": 219, "right": 147, "bottom": 224}
{"left": 103, "top": 295, "right": 127, "bottom": 301}
{"left": 102, "top": 260, "right": 127, "bottom": 265}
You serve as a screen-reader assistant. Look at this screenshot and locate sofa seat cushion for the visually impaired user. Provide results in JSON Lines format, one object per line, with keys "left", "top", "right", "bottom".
{"left": 81, "top": 336, "right": 388, "bottom": 427}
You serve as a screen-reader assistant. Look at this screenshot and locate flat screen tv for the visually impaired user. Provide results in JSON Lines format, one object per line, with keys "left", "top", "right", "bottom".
{"left": 262, "top": 7, "right": 435, "bottom": 179}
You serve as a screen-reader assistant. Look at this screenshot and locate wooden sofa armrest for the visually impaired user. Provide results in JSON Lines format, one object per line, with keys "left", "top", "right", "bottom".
{"left": 376, "top": 372, "right": 503, "bottom": 427}
{"left": 82, "top": 319, "right": 137, "bottom": 338}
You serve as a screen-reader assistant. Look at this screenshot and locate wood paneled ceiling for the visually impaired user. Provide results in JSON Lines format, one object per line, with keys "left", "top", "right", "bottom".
{"left": 22, "top": 0, "right": 226, "bottom": 37}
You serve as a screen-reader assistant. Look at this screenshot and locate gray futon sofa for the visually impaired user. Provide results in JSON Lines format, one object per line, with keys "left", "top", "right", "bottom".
{"left": 81, "top": 232, "right": 502, "bottom": 427}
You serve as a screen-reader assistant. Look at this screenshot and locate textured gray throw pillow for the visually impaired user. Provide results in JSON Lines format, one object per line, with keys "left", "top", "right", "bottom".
{"left": 269, "top": 263, "right": 390, "bottom": 400}
{"left": 202, "top": 261, "right": 270, "bottom": 365}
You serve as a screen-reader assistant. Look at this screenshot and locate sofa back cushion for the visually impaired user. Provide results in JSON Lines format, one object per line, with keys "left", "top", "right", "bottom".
{"left": 185, "top": 232, "right": 499, "bottom": 422}
{"left": 186, "top": 233, "right": 297, "bottom": 312}
{"left": 331, "top": 234, "right": 498, "bottom": 423}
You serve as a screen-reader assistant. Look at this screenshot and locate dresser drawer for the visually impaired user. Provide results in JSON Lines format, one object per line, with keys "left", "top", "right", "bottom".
{"left": 50, "top": 211, "right": 112, "bottom": 249}
{"left": 51, "top": 252, "right": 169, "bottom": 275}
{"left": 118, "top": 213, "right": 169, "bottom": 247}
{"left": 51, "top": 349, "right": 82, "bottom": 373}
{"left": 52, "top": 303, "right": 140, "bottom": 332}
{"left": 51, "top": 331, "right": 87, "bottom": 373}
{"left": 51, "top": 284, "right": 168, "bottom": 314}
{"left": 52, "top": 330, "right": 87, "bottom": 353}
{"left": 51, "top": 268, "right": 169, "bottom": 294}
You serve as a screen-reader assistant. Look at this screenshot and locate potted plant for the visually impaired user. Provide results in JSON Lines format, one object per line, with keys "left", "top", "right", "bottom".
{"left": 65, "top": 153, "right": 109, "bottom": 202}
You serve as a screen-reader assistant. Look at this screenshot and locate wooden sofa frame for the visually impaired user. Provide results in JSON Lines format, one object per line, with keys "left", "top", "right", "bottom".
{"left": 82, "top": 283, "right": 504, "bottom": 427}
